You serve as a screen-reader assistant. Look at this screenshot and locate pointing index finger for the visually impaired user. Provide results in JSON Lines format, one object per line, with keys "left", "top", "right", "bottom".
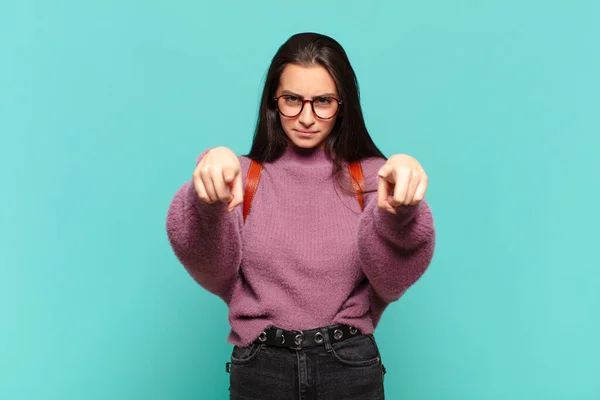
{"left": 228, "top": 172, "right": 244, "bottom": 212}
{"left": 378, "top": 176, "right": 396, "bottom": 214}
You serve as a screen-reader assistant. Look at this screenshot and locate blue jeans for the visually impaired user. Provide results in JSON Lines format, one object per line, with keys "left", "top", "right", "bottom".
{"left": 227, "top": 327, "right": 386, "bottom": 399}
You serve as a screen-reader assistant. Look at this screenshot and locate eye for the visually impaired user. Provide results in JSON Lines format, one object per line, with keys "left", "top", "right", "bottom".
{"left": 315, "top": 97, "right": 333, "bottom": 105}
{"left": 284, "top": 95, "right": 301, "bottom": 104}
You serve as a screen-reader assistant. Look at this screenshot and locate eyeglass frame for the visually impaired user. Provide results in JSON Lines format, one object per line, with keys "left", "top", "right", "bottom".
{"left": 273, "top": 94, "right": 343, "bottom": 120}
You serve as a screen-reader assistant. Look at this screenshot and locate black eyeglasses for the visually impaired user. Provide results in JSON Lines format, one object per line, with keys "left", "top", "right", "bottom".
{"left": 273, "top": 95, "right": 342, "bottom": 120}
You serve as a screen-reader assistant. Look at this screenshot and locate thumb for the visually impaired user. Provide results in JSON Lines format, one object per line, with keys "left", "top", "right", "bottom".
{"left": 222, "top": 167, "right": 236, "bottom": 184}
{"left": 228, "top": 172, "right": 244, "bottom": 212}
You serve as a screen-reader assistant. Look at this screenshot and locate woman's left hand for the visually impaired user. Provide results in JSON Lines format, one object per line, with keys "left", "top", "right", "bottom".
{"left": 377, "top": 154, "right": 428, "bottom": 214}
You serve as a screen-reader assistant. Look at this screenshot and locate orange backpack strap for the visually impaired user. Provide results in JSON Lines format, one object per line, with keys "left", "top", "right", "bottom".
{"left": 348, "top": 161, "right": 365, "bottom": 211}
{"left": 242, "top": 159, "right": 365, "bottom": 222}
{"left": 243, "top": 160, "right": 262, "bottom": 222}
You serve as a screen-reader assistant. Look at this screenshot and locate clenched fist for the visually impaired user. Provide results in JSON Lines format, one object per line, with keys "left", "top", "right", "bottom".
{"left": 193, "top": 146, "right": 243, "bottom": 212}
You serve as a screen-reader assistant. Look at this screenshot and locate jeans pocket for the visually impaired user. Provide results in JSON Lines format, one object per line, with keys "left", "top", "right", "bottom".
{"left": 230, "top": 342, "right": 263, "bottom": 365}
{"left": 329, "top": 334, "right": 382, "bottom": 367}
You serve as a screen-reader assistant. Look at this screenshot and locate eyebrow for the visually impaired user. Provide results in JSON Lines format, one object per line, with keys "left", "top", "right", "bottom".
{"left": 281, "top": 90, "right": 338, "bottom": 99}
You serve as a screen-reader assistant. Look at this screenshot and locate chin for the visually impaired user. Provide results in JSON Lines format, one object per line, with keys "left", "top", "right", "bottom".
{"left": 290, "top": 140, "right": 319, "bottom": 149}
{"left": 286, "top": 133, "right": 327, "bottom": 150}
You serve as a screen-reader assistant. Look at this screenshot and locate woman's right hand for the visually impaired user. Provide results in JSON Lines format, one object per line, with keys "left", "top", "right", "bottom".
{"left": 193, "top": 146, "right": 243, "bottom": 212}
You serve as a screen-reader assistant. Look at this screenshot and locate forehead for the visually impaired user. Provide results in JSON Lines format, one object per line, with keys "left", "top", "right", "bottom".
{"left": 278, "top": 64, "right": 338, "bottom": 95}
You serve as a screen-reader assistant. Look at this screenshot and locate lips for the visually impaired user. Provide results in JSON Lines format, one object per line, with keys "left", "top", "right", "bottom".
{"left": 294, "top": 129, "right": 319, "bottom": 137}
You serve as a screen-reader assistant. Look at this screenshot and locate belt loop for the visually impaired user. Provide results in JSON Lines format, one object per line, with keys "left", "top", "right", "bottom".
{"left": 321, "top": 326, "right": 333, "bottom": 353}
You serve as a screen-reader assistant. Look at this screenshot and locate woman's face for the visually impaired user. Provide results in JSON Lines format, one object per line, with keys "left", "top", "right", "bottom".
{"left": 275, "top": 64, "right": 340, "bottom": 150}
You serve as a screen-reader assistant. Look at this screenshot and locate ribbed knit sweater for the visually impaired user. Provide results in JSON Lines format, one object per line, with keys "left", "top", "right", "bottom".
{"left": 166, "top": 145, "right": 436, "bottom": 346}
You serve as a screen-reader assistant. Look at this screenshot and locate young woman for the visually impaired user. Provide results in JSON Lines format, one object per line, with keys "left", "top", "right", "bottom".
{"left": 166, "top": 32, "right": 436, "bottom": 399}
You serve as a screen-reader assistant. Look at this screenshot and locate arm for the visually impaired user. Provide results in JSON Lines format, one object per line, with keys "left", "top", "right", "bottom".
{"left": 165, "top": 151, "right": 249, "bottom": 302}
{"left": 357, "top": 157, "right": 436, "bottom": 303}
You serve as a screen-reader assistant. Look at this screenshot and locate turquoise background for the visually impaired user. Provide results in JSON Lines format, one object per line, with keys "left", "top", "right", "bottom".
{"left": 1, "top": 0, "right": 599, "bottom": 399}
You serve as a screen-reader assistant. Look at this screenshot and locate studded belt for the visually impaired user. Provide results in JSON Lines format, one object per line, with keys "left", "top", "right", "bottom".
{"left": 253, "top": 324, "right": 361, "bottom": 350}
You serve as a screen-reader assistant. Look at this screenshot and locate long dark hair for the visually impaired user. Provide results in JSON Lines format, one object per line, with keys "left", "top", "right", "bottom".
{"left": 245, "top": 32, "right": 386, "bottom": 194}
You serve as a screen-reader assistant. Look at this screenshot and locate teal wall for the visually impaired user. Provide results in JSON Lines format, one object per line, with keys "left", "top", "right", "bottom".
{"left": 1, "top": 1, "right": 598, "bottom": 399}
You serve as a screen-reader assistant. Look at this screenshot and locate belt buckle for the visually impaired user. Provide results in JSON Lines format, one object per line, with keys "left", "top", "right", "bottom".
{"left": 290, "top": 330, "right": 305, "bottom": 350}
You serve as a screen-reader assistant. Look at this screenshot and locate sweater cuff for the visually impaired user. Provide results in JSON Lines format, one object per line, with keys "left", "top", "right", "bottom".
{"left": 374, "top": 202, "right": 421, "bottom": 233}
{"left": 185, "top": 179, "right": 229, "bottom": 217}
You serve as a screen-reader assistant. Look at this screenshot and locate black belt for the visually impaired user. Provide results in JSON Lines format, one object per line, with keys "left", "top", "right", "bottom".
{"left": 253, "top": 324, "right": 361, "bottom": 350}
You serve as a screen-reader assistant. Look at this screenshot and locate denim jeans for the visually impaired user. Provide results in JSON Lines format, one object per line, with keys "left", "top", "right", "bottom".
{"left": 227, "top": 327, "right": 386, "bottom": 399}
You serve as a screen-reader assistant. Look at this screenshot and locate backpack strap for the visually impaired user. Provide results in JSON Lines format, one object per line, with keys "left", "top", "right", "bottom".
{"left": 348, "top": 161, "right": 365, "bottom": 211}
{"left": 243, "top": 159, "right": 263, "bottom": 222}
{"left": 242, "top": 159, "right": 365, "bottom": 222}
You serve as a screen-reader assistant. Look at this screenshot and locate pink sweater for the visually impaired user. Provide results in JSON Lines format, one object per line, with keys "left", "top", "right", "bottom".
{"left": 166, "top": 146, "right": 436, "bottom": 346}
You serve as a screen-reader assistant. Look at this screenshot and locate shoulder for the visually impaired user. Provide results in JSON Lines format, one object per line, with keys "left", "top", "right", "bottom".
{"left": 359, "top": 156, "right": 387, "bottom": 172}
{"left": 358, "top": 156, "right": 387, "bottom": 192}
{"left": 238, "top": 155, "right": 252, "bottom": 183}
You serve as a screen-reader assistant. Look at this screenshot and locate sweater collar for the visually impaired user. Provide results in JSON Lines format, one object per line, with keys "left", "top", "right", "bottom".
{"left": 277, "top": 145, "right": 332, "bottom": 166}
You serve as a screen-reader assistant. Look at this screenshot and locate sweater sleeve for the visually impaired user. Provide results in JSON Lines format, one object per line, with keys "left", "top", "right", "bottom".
{"left": 165, "top": 150, "right": 250, "bottom": 302}
{"left": 357, "top": 157, "right": 436, "bottom": 304}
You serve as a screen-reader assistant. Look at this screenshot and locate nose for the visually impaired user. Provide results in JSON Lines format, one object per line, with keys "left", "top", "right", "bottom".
{"left": 298, "top": 100, "right": 316, "bottom": 127}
